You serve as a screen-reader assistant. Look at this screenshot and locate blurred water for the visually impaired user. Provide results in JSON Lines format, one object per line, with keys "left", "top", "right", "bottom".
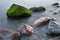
{"left": 0, "top": 0, "right": 60, "bottom": 40}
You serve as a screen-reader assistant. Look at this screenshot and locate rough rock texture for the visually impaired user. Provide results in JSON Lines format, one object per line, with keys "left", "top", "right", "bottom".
{"left": 10, "top": 32, "right": 20, "bottom": 40}
{"left": 6, "top": 4, "right": 31, "bottom": 19}
{"left": 18, "top": 24, "right": 34, "bottom": 35}
{"left": 33, "top": 17, "right": 50, "bottom": 26}
{"left": 47, "top": 21, "right": 60, "bottom": 37}
{"left": 30, "top": 6, "right": 46, "bottom": 12}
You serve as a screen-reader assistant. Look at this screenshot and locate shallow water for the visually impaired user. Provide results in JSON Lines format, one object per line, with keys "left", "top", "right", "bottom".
{"left": 0, "top": 0, "right": 60, "bottom": 40}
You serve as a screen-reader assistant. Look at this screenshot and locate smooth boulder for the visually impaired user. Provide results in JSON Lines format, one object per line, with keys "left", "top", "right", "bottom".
{"left": 47, "top": 21, "right": 60, "bottom": 37}
{"left": 18, "top": 24, "right": 34, "bottom": 35}
{"left": 30, "top": 6, "right": 46, "bottom": 12}
{"left": 6, "top": 4, "right": 31, "bottom": 19}
{"left": 33, "top": 17, "right": 50, "bottom": 26}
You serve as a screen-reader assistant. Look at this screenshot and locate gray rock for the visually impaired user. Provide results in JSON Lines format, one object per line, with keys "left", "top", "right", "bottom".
{"left": 47, "top": 21, "right": 60, "bottom": 37}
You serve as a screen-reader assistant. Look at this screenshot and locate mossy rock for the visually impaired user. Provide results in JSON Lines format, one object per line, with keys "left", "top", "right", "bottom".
{"left": 6, "top": 4, "right": 31, "bottom": 19}
{"left": 30, "top": 6, "right": 46, "bottom": 12}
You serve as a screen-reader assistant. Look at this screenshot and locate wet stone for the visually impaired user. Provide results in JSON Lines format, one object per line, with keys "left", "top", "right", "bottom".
{"left": 30, "top": 6, "right": 46, "bottom": 12}
{"left": 10, "top": 32, "right": 21, "bottom": 40}
{"left": 18, "top": 24, "right": 34, "bottom": 35}
{"left": 52, "top": 3, "right": 59, "bottom": 6}
{"left": 47, "top": 21, "right": 60, "bottom": 37}
{"left": 53, "top": 12, "right": 58, "bottom": 15}
{"left": 33, "top": 17, "right": 51, "bottom": 26}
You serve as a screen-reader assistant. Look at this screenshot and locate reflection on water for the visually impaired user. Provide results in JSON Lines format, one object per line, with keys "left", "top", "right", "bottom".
{"left": 0, "top": 0, "right": 60, "bottom": 40}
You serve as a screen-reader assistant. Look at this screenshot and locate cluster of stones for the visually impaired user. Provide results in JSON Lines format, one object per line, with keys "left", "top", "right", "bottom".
{"left": 1, "top": 3, "right": 59, "bottom": 40}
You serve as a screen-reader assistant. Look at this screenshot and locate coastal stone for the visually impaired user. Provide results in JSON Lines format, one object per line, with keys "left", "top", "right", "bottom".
{"left": 47, "top": 21, "right": 60, "bottom": 37}
{"left": 53, "top": 12, "right": 58, "bottom": 15}
{"left": 33, "top": 17, "right": 50, "bottom": 26}
{"left": 18, "top": 24, "right": 34, "bottom": 35}
{"left": 10, "top": 32, "right": 20, "bottom": 40}
{"left": 6, "top": 4, "right": 31, "bottom": 19}
{"left": 30, "top": 6, "right": 46, "bottom": 12}
{"left": 52, "top": 3, "right": 59, "bottom": 6}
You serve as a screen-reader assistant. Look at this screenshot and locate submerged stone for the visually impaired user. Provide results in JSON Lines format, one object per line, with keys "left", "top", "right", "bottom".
{"left": 6, "top": 4, "right": 31, "bottom": 19}
{"left": 47, "top": 21, "right": 60, "bottom": 37}
{"left": 18, "top": 24, "right": 34, "bottom": 35}
{"left": 30, "top": 6, "right": 46, "bottom": 12}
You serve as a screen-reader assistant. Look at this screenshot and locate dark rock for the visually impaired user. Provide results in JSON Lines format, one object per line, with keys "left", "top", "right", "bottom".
{"left": 18, "top": 24, "right": 34, "bottom": 35}
{"left": 10, "top": 32, "right": 21, "bottom": 40}
{"left": 53, "top": 12, "right": 58, "bottom": 15}
{"left": 52, "top": 3, "right": 59, "bottom": 6}
{"left": 6, "top": 4, "right": 31, "bottom": 19}
{"left": 30, "top": 6, "right": 46, "bottom": 12}
{"left": 33, "top": 17, "right": 50, "bottom": 26}
{"left": 47, "top": 21, "right": 60, "bottom": 37}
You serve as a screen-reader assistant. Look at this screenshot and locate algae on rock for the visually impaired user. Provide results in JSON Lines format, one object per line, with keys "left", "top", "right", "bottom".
{"left": 6, "top": 4, "right": 31, "bottom": 19}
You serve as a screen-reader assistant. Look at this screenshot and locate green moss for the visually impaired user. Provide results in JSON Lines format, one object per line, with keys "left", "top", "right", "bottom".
{"left": 6, "top": 4, "right": 31, "bottom": 19}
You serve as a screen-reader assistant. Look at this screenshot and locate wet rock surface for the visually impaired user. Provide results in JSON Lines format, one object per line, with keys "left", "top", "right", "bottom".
{"left": 53, "top": 12, "right": 58, "bottom": 15}
{"left": 30, "top": 6, "right": 46, "bottom": 12}
{"left": 18, "top": 24, "right": 34, "bottom": 35}
{"left": 6, "top": 4, "right": 31, "bottom": 19}
{"left": 33, "top": 17, "right": 51, "bottom": 26}
{"left": 47, "top": 21, "right": 60, "bottom": 37}
{"left": 10, "top": 32, "right": 21, "bottom": 40}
